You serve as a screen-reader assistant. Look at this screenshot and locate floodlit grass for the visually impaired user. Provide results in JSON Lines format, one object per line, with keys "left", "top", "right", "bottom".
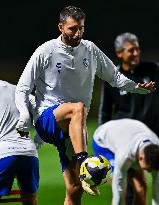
{"left": 11, "top": 120, "right": 152, "bottom": 205}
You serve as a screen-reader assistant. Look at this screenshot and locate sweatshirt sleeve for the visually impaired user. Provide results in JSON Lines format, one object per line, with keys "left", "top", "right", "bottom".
{"left": 93, "top": 44, "right": 150, "bottom": 94}
{"left": 15, "top": 50, "right": 43, "bottom": 132}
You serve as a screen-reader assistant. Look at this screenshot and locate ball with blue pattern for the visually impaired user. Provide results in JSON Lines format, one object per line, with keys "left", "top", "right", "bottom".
{"left": 79, "top": 155, "right": 112, "bottom": 186}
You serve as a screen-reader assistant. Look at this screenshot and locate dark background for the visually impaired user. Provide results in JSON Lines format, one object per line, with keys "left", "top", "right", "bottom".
{"left": 0, "top": 0, "right": 159, "bottom": 117}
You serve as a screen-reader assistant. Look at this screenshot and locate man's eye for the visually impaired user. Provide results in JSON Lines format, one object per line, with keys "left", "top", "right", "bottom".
{"left": 128, "top": 48, "right": 140, "bottom": 53}
{"left": 69, "top": 27, "right": 84, "bottom": 32}
{"left": 79, "top": 26, "right": 84, "bottom": 30}
{"left": 70, "top": 27, "right": 77, "bottom": 32}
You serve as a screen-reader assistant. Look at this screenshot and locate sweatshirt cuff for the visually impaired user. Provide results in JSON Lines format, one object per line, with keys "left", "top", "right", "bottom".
{"left": 135, "top": 85, "right": 151, "bottom": 94}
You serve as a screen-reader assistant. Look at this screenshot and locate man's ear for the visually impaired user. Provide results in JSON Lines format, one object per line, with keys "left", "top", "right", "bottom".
{"left": 115, "top": 49, "right": 123, "bottom": 59}
{"left": 58, "top": 23, "right": 63, "bottom": 32}
{"left": 138, "top": 150, "right": 144, "bottom": 162}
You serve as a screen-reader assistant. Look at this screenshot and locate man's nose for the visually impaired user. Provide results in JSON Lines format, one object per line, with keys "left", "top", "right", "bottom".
{"left": 74, "top": 29, "right": 80, "bottom": 37}
{"left": 133, "top": 49, "right": 140, "bottom": 56}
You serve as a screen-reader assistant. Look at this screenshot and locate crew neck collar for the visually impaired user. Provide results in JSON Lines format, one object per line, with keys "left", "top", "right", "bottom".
{"left": 57, "top": 35, "right": 82, "bottom": 49}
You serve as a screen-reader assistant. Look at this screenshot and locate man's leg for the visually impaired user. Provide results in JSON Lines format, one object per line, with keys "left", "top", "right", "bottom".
{"left": 126, "top": 177, "right": 134, "bottom": 205}
{"left": 53, "top": 102, "right": 88, "bottom": 164}
{"left": 0, "top": 156, "right": 16, "bottom": 196}
{"left": 21, "top": 193, "right": 37, "bottom": 205}
{"left": 17, "top": 156, "right": 39, "bottom": 205}
{"left": 63, "top": 158, "right": 83, "bottom": 205}
{"left": 128, "top": 169, "right": 147, "bottom": 205}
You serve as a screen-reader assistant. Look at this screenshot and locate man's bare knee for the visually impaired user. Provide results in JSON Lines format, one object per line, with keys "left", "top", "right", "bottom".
{"left": 72, "top": 102, "right": 85, "bottom": 116}
{"left": 53, "top": 102, "right": 85, "bottom": 121}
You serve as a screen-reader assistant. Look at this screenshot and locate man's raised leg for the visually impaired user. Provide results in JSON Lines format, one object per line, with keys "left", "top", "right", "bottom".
{"left": 53, "top": 102, "right": 88, "bottom": 165}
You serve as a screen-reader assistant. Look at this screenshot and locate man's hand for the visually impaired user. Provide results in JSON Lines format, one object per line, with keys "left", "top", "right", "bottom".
{"left": 17, "top": 129, "right": 29, "bottom": 137}
{"left": 81, "top": 181, "right": 100, "bottom": 196}
{"left": 137, "top": 81, "right": 156, "bottom": 91}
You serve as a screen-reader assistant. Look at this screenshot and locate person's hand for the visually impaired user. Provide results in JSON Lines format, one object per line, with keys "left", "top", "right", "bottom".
{"left": 81, "top": 181, "right": 100, "bottom": 196}
{"left": 16, "top": 129, "right": 29, "bottom": 137}
{"left": 137, "top": 81, "right": 156, "bottom": 91}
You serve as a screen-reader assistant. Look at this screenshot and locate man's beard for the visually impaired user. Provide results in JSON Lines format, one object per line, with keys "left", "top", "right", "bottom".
{"left": 63, "top": 33, "right": 81, "bottom": 47}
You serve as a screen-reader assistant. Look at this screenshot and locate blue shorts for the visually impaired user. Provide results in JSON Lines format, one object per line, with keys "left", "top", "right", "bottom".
{"left": 0, "top": 155, "right": 39, "bottom": 196}
{"left": 92, "top": 139, "right": 115, "bottom": 172}
{"left": 35, "top": 104, "right": 74, "bottom": 172}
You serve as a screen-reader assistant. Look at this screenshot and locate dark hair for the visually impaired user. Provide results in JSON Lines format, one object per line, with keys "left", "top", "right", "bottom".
{"left": 144, "top": 144, "right": 159, "bottom": 170}
{"left": 60, "top": 6, "right": 85, "bottom": 23}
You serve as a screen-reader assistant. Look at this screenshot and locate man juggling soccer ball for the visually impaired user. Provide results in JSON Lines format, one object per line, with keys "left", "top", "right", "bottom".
{"left": 15, "top": 5, "right": 155, "bottom": 205}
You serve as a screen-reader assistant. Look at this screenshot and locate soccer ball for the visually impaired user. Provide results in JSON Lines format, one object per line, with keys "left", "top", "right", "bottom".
{"left": 79, "top": 155, "right": 112, "bottom": 186}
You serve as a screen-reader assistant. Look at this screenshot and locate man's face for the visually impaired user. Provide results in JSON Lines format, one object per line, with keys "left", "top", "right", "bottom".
{"left": 116, "top": 41, "right": 141, "bottom": 70}
{"left": 138, "top": 151, "right": 152, "bottom": 172}
{"left": 58, "top": 17, "right": 85, "bottom": 47}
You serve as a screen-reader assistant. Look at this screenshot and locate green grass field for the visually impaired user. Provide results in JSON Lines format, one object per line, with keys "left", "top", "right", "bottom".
{"left": 10, "top": 120, "right": 152, "bottom": 205}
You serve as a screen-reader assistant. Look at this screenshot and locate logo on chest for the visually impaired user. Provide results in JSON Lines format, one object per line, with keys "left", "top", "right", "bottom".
{"left": 56, "top": 63, "right": 62, "bottom": 74}
{"left": 83, "top": 58, "right": 89, "bottom": 67}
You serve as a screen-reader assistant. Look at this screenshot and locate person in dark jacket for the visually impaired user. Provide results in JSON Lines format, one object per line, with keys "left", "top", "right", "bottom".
{"left": 98, "top": 32, "right": 159, "bottom": 205}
